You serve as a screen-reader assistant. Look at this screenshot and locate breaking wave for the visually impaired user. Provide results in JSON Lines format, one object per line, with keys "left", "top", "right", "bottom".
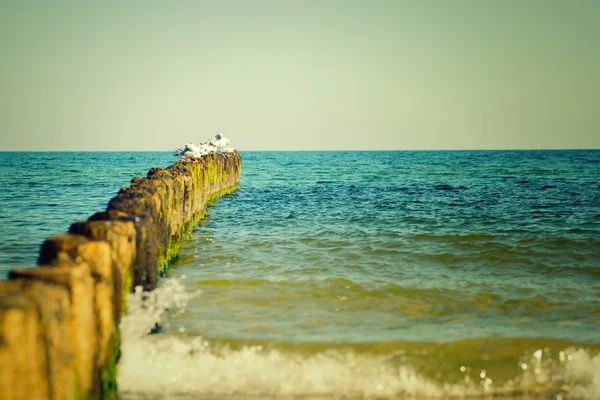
{"left": 118, "top": 279, "right": 600, "bottom": 400}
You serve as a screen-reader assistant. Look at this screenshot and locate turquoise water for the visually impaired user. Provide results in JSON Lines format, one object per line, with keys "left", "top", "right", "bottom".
{"left": 170, "top": 151, "right": 600, "bottom": 343}
{"left": 0, "top": 151, "right": 174, "bottom": 276}
{"left": 1, "top": 151, "right": 599, "bottom": 398}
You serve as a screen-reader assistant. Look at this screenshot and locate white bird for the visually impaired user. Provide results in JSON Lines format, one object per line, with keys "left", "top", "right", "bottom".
{"left": 175, "top": 142, "right": 198, "bottom": 157}
{"left": 175, "top": 133, "right": 235, "bottom": 160}
{"left": 213, "top": 133, "right": 233, "bottom": 153}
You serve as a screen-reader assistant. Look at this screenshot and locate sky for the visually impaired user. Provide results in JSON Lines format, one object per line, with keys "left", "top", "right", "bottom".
{"left": 0, "top": 1, "right": 598, "bottom": 151}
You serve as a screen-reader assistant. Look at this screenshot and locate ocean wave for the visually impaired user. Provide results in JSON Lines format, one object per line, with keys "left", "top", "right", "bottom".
{"left": 412, "top": 232, "right": 502, "bottom": 242}
{"left": 118, "top": 279, "right": 600, "bottom": 399}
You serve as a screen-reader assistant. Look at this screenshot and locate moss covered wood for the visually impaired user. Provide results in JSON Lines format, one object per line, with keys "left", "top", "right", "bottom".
{"left": 0, "top": 152, "right": 241, "bottom": 400}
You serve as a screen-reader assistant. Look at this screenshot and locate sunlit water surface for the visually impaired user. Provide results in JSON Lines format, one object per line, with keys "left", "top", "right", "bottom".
{"left": 1, "top": 151, "right": 599, "bottom": 399}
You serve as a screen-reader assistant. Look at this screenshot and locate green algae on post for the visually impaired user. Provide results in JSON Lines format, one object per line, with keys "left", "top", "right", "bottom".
{"left": 0, "top": 151, "right": 241, "bottom": 400}
{"left": 107, "top": 152, "right": 242, "bottom": 290}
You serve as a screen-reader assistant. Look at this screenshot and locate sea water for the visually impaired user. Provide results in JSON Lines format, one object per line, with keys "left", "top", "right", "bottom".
{"left": 0, "top": 151, "right": 174, "bottom": 275}
{"left": 1, "top": 150, "right": 599, "bottom": 399}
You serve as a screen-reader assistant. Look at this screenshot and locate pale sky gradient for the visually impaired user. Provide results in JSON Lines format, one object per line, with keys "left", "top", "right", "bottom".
{"left": 0, "top": 1, "right": 598, "bottom": 151}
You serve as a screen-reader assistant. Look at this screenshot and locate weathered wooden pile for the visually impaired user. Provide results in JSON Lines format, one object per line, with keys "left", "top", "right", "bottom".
{"left": 0, "top": 152, "right": 241, "bottom": 400}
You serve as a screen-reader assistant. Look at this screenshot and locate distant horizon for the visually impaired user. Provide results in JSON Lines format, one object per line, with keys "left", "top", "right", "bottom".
{"left": 2, "top": 147, "right": 599, "bottom": 153}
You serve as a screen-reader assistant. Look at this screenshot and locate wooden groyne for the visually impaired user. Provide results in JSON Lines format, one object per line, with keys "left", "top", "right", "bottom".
{"left": 0, "top": 152, "right": 242, "bottom": 400}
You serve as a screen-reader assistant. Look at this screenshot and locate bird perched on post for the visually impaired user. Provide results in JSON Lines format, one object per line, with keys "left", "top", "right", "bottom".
{"left": 175, "top": 134, "right": 235, "bottom": 160}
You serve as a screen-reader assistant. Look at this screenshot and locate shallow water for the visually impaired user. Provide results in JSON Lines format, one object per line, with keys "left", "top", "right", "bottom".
{"left": 118, "top": 151, "right": 600, "bottom": 399}
{"left": 1, "top": 151, "right": 599, "bottom": 398}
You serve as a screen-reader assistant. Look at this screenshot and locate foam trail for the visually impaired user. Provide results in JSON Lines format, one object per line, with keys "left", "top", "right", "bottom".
{"left": 118, "top": 279, "right": 600, "bottom": 399}
{"left": 562, "top": 349, "right": 600, "bottom": 399}
{"left": 119, "top": 278, "right": 196, "bottom": 338}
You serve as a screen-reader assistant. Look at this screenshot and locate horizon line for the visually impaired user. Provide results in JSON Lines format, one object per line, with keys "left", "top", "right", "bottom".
{"left": 1, "top": 148, "right": 599, "bottom": 153}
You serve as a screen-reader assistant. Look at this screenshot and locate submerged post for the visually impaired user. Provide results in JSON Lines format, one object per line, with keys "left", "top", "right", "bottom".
{"left": 0, "top": 152, "right": 242, "bottom": 400}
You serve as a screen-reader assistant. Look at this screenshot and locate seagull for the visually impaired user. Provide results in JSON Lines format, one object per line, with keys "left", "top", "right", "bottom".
{"left": 175, "top": 134, "right": 235, "bottom": 160}
{"left": 174, "top": 142, "right": 205, "bottom": 159}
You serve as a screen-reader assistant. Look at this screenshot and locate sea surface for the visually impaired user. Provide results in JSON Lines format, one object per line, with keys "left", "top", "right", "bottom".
{"left": 1, "top": 150, "right": 599, "bottom": 399}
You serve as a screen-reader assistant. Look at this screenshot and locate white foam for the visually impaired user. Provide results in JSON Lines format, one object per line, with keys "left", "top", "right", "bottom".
{"left": 561, "top": 348, "right": 600, "bottom": 399}
{"left": 118, "top": 336, "right": 458, "bottom": 398}
{"left": 118, "top": 279, "right": 600, "bottom": 399}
